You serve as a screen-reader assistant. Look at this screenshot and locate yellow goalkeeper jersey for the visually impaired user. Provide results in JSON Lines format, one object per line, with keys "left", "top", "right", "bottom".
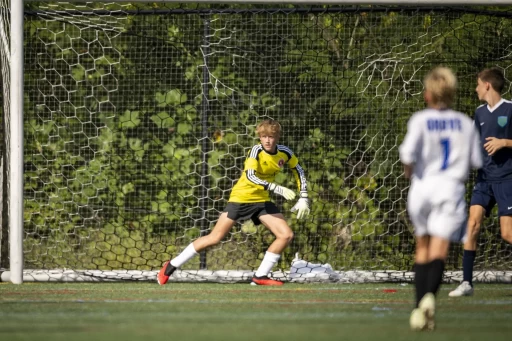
{"left": 229, "top": 144, "right": 307, "bottom": 203}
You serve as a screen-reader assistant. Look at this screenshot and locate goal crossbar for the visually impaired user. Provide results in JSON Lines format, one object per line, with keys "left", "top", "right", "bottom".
{"left": 23, "top": 0, "right": 512, "bottom": 4}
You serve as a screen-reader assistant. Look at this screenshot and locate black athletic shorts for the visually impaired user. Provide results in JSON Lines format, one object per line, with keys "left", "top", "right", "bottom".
{"left": 223, "top": 202, "right": 280, "bottom": 225}
{"left": 470, "top": 181, "right": 512, "bottom": 217}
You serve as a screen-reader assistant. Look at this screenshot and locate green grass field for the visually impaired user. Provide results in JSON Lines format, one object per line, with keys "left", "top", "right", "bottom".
{"left": 0, "top": 282, "right": 511, "bottom": 341}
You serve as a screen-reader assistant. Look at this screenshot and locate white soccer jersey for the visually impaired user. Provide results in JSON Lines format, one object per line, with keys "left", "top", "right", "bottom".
{"left": 400, "top": 108, "right": 483, "bottom": 241}
{"left": 399, "top": 108, "right": 483, "bottom": 181}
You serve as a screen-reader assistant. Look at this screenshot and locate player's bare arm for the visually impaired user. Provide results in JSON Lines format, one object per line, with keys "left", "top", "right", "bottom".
{"left": 403, "top": 164, "right": 413, "bottom": 179}
{"left": 483, "top": 137, "right": 512, "bottom": 155}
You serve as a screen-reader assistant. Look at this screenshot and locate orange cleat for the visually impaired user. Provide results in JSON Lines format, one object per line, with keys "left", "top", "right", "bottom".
{"left": 157, "top": 260, "right": 176, "bottom": 285}
{"left": 251, "top": 276, "right": 284, "bottom": 286}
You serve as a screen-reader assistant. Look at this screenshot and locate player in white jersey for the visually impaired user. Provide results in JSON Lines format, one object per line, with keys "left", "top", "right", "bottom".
{"left": 399, "top": 67, "right": 482, "bottom": 331}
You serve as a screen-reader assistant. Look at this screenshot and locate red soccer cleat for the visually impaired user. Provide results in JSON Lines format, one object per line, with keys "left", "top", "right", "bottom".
{"left": 157, "top": 260, "right": 176, "bottom": 285}
{"left": 251, "top": 276, "right": 284, "bottom": 286}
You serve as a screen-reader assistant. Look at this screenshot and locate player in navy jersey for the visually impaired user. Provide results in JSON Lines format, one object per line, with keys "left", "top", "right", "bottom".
{"left": 449, "top": 68, "right": 512, "bottom": 297}
{"left": 399, "top": 67, "right": 482, "bottom": 330}
{"left": 157, "top": 119, "right": 310, "bottom": 286}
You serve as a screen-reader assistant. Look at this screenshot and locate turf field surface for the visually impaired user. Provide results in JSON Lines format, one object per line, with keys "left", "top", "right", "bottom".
{"left": 0, "top": 282, "right": 511, "bottom": 341}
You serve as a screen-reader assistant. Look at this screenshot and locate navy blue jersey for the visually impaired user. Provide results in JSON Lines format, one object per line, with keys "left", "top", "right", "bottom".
{"left": 474, "top": 99, "right": 512, "bottom": 182}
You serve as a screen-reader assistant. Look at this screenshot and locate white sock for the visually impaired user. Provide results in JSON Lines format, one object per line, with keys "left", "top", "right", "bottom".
{"left": 170, "top": 243, "right": 198, "bottom": 268}
{"left": 255, "top": 251, "right": 280, "bottom": 277}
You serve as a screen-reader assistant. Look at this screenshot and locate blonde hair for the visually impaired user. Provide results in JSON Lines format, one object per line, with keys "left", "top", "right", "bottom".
{"left": 424, "top": 67, "right": 457, "bottom": 108}
{"left": 256, "top": 119, "right": 281, "bottom": 137}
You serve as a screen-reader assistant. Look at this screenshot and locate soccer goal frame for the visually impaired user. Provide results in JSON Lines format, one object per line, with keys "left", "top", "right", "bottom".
{"left": 2, "top": 0, "right": 512, "bottom": 284}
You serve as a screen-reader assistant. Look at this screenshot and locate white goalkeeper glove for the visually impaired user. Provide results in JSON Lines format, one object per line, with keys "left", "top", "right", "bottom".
{"left": 268, "top": 183, "right": 296, "bottom": 200}
{"left": 291, "top": 192, "right": 310, "bottom": 220}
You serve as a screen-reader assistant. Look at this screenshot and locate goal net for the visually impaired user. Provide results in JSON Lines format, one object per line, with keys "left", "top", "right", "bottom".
{"left": 1, "top": 1, "right": 511, "bottom": 283}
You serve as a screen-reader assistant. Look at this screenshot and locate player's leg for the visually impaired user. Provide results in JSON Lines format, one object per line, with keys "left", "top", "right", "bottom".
{"left": 251, "top": 211, "right": 293, "bottom": 286}
{"left": 450, "top": 182, "right": 491, "bottom": 297}
{"left": 464, "top": 205, "right": 486, "bottom": 251}
{"left": 410, "top": 235, "right": 429, "bottom": 331}
{"left": 191, "top": 212, "right": 237, "bottom": 251}
{"left": 157, "top": 212, "right": 236, "bottom": 285}
{"left": 412, "top": 236, "right": 449, "bottom": 332}
{"left": 426, "top": 236, "right": 450, "bottom": 295}
{"left": 418, "top": 236, "right": 451, "bottom": 331}
{"left": 499, "top": 216, "right": 512, "bottom": 244}
{"left": 414, "top": 235, "right": 430, "bottom": 307}
{"left": 449, "top": 205, "right": 485, "bottom": 296}
{"left": 493, "top": 181, "right": 512, "bottom": 244}
{"left": 405, "top": 181, "right": 432, "bottom": 330}
{"left": 260, "top": 213, "right": 294, "bottom": 254}
{"left": 422, "top": 180, "right": 465, "bottom": 330}
{"left": 405, "top": 182, "right": 430, "bottom": 306}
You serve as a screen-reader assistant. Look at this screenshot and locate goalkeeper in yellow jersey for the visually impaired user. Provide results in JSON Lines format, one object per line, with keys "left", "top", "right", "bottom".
{"left": 157, "top": 119, "right": 310, "bottom": 286}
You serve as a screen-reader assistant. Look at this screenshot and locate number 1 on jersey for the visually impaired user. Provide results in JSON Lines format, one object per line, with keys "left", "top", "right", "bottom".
{"left": 440, "top": 138, "right": 450, "bottom": 170}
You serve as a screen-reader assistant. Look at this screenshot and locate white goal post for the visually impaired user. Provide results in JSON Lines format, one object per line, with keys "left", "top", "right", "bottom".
{"left": 4, "top": 0, "right": 24, "bottom": 284}
{"left": 2, "top": 0, "right": 512, "bottom": 284}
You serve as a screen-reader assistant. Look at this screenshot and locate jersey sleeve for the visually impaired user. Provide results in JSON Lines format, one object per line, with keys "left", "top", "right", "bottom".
{"left": 473, "top": 111, "right": 480, "bottom": 132}
{"left": 399, "top": 115, "right": 422, "bottom": 166}
{"left": 470, "top": 124, "right": 483, "bottom": 169}
{"left": 244, "top": 145, "right": 268, "bottom": 189}
{"left": 244, "top": 155, "right": 259, "bottom": 171}
{"left": 288, "top": 152, "right": 308, "bottom": 192}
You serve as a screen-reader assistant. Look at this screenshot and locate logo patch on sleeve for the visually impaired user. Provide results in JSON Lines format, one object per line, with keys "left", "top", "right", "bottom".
{"left": 498, "top": 116, "right": 508, "bottom": 127}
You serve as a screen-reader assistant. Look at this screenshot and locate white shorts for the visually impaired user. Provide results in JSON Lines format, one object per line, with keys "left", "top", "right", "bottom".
{"left": 407, "top": 177, "right": 467, "bottom": 242}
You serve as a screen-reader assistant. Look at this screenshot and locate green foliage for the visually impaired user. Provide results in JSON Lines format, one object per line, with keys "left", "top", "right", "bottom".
{"left": 18, "top": 4, "right": 512, "bottom": 272}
